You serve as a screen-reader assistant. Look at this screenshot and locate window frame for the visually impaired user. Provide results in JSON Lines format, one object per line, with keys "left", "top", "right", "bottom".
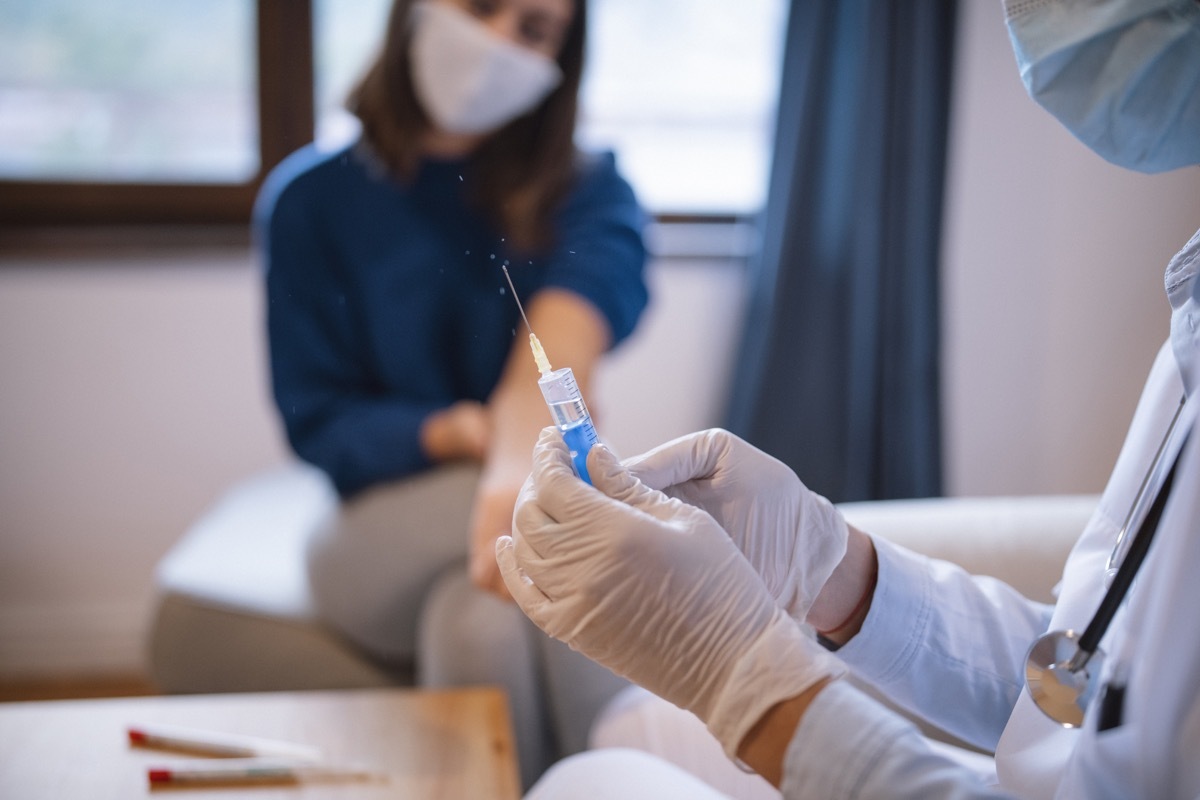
{"left": 0, "top": 0, "right": 754, "bottom": 232}
{"left": 0, "top": 0, "right": 314, "bottom": 226}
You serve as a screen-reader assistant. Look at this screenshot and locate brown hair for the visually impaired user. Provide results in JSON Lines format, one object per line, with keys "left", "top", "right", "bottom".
{"left": 348, "top": 0, "right": 587, "bottom": 253}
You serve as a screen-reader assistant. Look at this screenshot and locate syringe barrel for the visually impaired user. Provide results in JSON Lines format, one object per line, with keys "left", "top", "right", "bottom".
{"left": 537, "top": 367, "right": 598, "bottom": 484}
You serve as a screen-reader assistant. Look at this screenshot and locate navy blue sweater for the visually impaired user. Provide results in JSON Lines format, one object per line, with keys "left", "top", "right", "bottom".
{"left": 254, "top": 141, "right": 648, "bottom": 497}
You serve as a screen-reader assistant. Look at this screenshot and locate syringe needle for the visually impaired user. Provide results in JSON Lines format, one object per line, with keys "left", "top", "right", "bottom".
{"left": 501, "top": 264, "right": 552, "bottom": 374}
{"left": 501, "top": 265, "right": 534, "bottom": 335}
{"left": 498, "top": 265, "right": 596, "bottom": 483}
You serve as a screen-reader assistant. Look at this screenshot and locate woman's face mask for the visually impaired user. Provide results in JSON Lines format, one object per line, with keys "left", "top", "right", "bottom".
{"left": 408, "top": 0, "right": 564, "bottom": 136}
{"left": 1005, "top": 0, "right": 1200, "bottom": 173}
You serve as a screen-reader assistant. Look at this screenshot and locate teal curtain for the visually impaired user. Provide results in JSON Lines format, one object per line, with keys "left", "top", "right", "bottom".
{"left": 725, "top": 0, "right": 956, "bottom": 502}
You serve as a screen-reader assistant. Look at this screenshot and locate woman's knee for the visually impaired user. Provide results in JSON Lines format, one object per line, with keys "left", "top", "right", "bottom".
{"left": 419, "top": 564, "right": 534, "bottom": 683}
{"left": 304, "top": 465, "right": 482, "bottom": 660}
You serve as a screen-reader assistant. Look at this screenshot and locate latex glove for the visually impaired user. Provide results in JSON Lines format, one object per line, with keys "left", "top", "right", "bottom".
{"left": 623, "top": 428, "right": 848, "bottom": 622}
{"left": 496, "top": 429, "right": 846, "bottom": 757}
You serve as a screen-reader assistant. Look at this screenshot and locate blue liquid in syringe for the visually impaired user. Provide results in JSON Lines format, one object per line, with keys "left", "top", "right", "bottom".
{"left": 560, "top": 417, "right": 599, "bottom": 484}
{"left": 536, "top": 365, "right": 598, "bottom": 484}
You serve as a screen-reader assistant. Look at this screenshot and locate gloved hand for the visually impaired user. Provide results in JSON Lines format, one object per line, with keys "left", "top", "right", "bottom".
{"left": 496, "top": 429, "right": 846, "bottom": 758}
{"left": 622, "top": 428, "right": 848, "bottom": 623}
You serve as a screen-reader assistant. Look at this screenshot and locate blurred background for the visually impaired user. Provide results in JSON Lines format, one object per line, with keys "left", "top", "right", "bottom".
{"left": 1, "top": 0, "right": 1198, "bottom": 691}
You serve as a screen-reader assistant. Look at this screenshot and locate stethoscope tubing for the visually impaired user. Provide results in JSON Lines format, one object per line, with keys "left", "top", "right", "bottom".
{"left": 1025, "top": 394, "right": 1192, "bottom": 726}
{"left": 1105, "top": 395, "right": 1187, "bottom": 579}
{"left": 1070, "top": 454, "right": 1179, "bottom": 671}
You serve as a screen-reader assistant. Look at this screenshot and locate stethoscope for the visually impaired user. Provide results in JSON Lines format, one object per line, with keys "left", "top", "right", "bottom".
{"left": 1024, "top": 394, "right": 1189, "bottom": 728}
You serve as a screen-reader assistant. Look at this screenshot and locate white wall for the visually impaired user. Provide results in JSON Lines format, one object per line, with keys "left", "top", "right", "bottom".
{"left": 941, "top": 1, "right": 1200, "bottom": 496}
{"left": 594, "top": 255, "right": 748, "bottom": 458}
{"left": 0, "top": 247, "right": 290, "bottom": 675}
{"left": 2, "top": 0, "right": 1199, "bottom": 678}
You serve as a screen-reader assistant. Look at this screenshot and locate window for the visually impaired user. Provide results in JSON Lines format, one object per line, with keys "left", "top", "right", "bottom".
{"left": 0, "top": 0, "right": 311, "bottom": 225}
{"left": 579, "top": 0, "right": 787, "bottom": 214}
{"left": 0, "top": 1, "right": 257, "bottom": 183}
{"left": 0, "top": 0, "right": 785, "bottom": 225}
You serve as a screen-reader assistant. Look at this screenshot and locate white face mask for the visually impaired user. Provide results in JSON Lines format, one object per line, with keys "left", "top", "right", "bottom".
{"left": 408, "top": 0, "right": 564, "bottom": 136}
{"left": 1005, "top": 0, "right": 1200, "bottom": 174}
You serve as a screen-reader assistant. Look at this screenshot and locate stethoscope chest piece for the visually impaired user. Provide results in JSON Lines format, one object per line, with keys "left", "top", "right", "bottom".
{"left": 1025, "top": 629, "right": 1105, "bottom": 728}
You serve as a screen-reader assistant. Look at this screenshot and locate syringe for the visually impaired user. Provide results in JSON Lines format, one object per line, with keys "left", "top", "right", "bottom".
{"left": 502, "top": 266, "right": 599, "bottom": 484}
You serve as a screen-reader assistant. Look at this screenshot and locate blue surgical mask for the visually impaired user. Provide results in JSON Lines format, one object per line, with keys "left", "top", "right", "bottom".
{"left": 1005, "top": 0, "right": 1200, "bottom": 173}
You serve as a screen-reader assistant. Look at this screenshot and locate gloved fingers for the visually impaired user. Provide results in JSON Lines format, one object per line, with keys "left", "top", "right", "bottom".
{"left": 509, "top": 484, "right": 638, "bottom": 613}
{"left": 524, "top": 428, "right": 607, "bottom": 514}
{"left": 512, "top": 487, "right": 568, "bottom": 561}
{"left": 495, "top": 534, "right": 552, "bottom": 620}
{"left": 515, "top": 465, "right": 685, "bottom": 578}
{"left": 527, "top": 428, "right": 644, "bottom": 525}
{"left": 516, "top": 438, "right": 643, "bottom": 561}
{"left": 532, "top": 427, "right": 697, "bottom": 527}
{"left": 587, "top": 443, "right": 666, "bottom": 506}
{"left": 533, "top": 426, "right": 575, "bottom": 476}
{"left": 622, "top": 428, "right": 731, "bottom": 491}
{"left": 589, "top": 444, "right": 714, "bottom": 528}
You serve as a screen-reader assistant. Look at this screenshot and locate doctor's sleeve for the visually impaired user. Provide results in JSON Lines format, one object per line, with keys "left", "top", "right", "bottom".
{"left": 782, "top": 681, "right": 1017, "bottom": 799}
{"left": 834, "top": 537, "right": 1053, "bottom": 753}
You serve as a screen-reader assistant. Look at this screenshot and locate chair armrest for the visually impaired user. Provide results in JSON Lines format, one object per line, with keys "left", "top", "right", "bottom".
{"left": 836, "top": 495, "right": 1097, "bottom": 604}
{"left": 155, "top": 462, "right": 336, "bottom": 619}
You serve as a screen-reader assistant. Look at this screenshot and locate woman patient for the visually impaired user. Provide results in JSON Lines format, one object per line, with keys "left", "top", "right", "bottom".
{"left": 254, "top": 0, "right": 648, "bottom": 786}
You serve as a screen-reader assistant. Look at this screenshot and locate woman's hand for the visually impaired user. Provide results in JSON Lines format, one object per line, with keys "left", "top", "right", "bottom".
{"left": 468, "top": 476, "right": 520, "bottom": 600}
{"left": 419, "top": 400, "right": 491, "bottom": 463}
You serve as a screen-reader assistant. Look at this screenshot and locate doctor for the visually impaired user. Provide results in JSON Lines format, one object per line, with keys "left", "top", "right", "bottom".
{"left": 496, "top": 0, "right": 1200, "bottom": 797}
